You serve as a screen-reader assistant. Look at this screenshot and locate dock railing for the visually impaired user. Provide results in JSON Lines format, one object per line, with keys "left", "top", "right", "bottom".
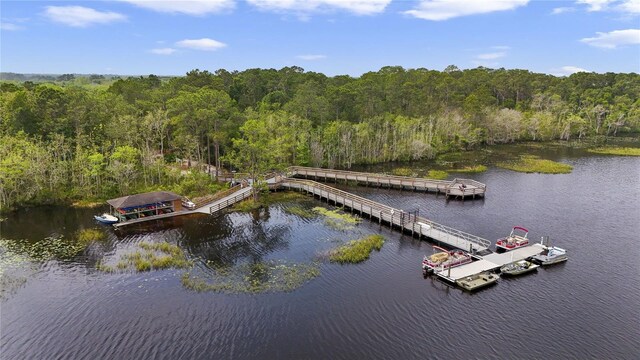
{"left": 278, "top": 179, "right": 491, "bottom": 251}
{"left": 208, "top": 187, "right": 253, "bottom": 215}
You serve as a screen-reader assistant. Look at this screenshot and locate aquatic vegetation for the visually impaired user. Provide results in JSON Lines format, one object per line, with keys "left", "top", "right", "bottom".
{"left": 426, "top": 170, "right": 449, "bottom": 180}
{"left": 312, "top": 207, "right": 360, "bottom": 224}
{"left": 284, "top": 205, "right": 317, "bottom": 219}
{"left": 0, "top": 239, "right": 37, "bottom": 300}
{"left": 588, "top": 147, "right": 640, "bottom": 156}
{"left": 97, "top": 241, "right": 190, "bottom": 273}
{"left": 2, "top": 235, "right": 89, "bottom": 261}
{"left": 76, "top": 228, "right": 106, "bottom": 244}
{"left": 181, "top": 260, "right": 320, "bottom": 293}
{"left": 261, "top": 191, "right": 307, "bottom": 205}
{"left": 329, "top": 235, "right": 385, "bottom": 264}
{"left": 312, "top": 206, "right": 360, "bottom": 230}
{"left": 450, "top": 165, "right": 488, "bottom": 173}
{"left": 391, "top": 167, "right": 414, "bottom": 177}
{"left": 232, "top": 199, "right": 262, "bottom": 212}
{"left": 497, "top": 155, "right": 573, "bottom": 174}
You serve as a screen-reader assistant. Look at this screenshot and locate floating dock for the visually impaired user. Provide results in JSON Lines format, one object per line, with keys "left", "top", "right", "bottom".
{"left": 434, "top": 245, "right": 544, "bottom": 282}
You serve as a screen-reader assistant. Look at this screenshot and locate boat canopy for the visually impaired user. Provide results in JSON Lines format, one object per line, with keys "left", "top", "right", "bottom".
{"left": 107, "top": 191, "right": 181, "bottom": 209}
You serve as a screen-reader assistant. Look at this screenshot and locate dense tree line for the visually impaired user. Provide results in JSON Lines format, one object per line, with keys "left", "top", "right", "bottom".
{"left": 1, "top": 66, "right": 638, "bottom": 210}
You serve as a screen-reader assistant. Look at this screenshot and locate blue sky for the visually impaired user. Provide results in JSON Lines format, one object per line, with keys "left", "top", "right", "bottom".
{"left": 1, "top": 0, "right": 639, "bottom": 76}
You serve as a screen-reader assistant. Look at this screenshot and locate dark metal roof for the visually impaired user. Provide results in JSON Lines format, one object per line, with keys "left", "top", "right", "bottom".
{"left": 107, "top": 191, "right": 181, "bottom": 209}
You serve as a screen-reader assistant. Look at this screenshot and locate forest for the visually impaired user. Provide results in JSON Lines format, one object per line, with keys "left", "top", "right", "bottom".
{"left": 1, "top": 66, "right": 639, "bottom": 211}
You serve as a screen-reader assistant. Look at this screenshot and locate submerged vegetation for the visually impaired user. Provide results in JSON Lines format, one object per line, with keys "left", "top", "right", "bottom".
{"left": 497, "top": 155, "right": 573, "bottom": 174}
{"left": 587, "top": 147, "right": 640, "bottom": 156}
{"left": 1, "top": 234, "right": 98, "bottom": 261}
{"left": 312, "top": 206, "right": 361, "bottom": 230}
{"left": 181, "top": 260, "right": 320, "bottom": 293}
{"left": 329, "top": 235, "right": 385, "bottom": 264}
{"left": 97, "top": 241, "right": 190, "bottom": 273}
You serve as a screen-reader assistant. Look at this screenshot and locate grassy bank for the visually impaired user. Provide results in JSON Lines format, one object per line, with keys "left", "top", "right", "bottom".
{"left": 587, "top": 147, "right": 640, "bottom": 156}
{"left": 329, "top": 234, "right": 385, "bottom": 264}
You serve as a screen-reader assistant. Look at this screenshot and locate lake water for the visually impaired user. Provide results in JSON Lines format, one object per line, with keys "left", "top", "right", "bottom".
{"left": 1, "top": 149, "right": 639, "bottom": 359}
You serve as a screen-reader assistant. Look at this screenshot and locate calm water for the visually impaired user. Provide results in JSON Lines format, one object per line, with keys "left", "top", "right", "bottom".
{"left": 1, "top": 151, "right": 639, "bottom": 359}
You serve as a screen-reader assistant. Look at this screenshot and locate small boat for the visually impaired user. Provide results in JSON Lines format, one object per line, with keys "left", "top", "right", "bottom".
{"left": 531, "top": 244, "right": 568, "bottom": 266}
{"left": 94, "top": 213, "right": 119, "bottom": 224}
{"left": 422, "top": 246, "right": 472, "bottom": 275}
{"left": 496, "top": 226, "right": 530, "bottom": 251}
{"left": 500, "top": 260, "right": 539, "bottom": 276}
{"left": 456, "top": 272, "right": 499, "bottom": 291}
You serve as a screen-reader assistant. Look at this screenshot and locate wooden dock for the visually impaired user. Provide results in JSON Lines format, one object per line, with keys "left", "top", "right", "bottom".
{"left": 288, "top": 166, "right": 486, "bottom": 199}
{"left": 276, "top": 179, "right": 491, "bottom": 252}
{"left": 434, "top": 245, "right": 545, "bottom": 281}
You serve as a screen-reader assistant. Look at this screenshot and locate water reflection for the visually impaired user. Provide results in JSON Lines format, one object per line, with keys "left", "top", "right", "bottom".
{"left": 1, "top": 152, "right": 639, "bottom": 360}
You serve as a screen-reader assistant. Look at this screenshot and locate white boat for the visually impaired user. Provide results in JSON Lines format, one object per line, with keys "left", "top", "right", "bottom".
{"left": 495, "top": 226, "right": 530, "bottom": 251}
{"left": 500, "top": 260, "right": 539, "bottom": 276}
{"left": 532, "top": 246, "right": 568, "bottom": 265}
{"left": 94, "top": 213, "right": 119, "bottom": 224}
{"left": 456, "top": 272, "right": 499, "bottom": 291}
{"left": 422, "top": 246, "right": 472, "bottom": 275}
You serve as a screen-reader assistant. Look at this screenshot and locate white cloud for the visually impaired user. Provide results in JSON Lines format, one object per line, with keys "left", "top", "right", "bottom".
{"left": 618, "top": 0, "right": 640, "bottom": 13}
{"left": 553, "top": 66, "right": 590, "bottom": 76}
{"left": 175, "top": 38, "right": 227, "bottom": 51}
{"left": 575, "top": 0, "right": 640, "bottom": 14}
{"left": 475, "top": 52, "right": 506, "bottom": 60}
{"left": 0, "top": 22, "right": 24, "bottom": 31}
{"left": 404, "top": 0, "right": 529, "bottom": 21}
{"left": 491, "top": 45, "right": 510, "bottom": 50}
{"left": 576, "top": 0, "right": 614, "bottom": 11}
{"left": 552, "top": 7, "right": 576, "bottom": 14}
{"left": 44, "top": 6, "right": 126, "bottom": 27}
{"left": 247, "top": 0, "right": 392, "bottom": 15}
{"left": 296, "top": 54, "right": 327, "bottom": 60}
{"left": 120, "top": 0, "right": 235, "bottom": 16}
{"left": 581, "top": 29, "right": 640, "bottom": 48}
{"left": 151, "top": 47, "right": 177, "bottom": 55}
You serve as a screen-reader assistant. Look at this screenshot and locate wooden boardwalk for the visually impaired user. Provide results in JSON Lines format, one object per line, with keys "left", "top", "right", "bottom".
{"left": 276, "top": 179, "right": 491, "bottom": 252}
{"left": 288, "top": 166, "right": 486, "bottom": 199}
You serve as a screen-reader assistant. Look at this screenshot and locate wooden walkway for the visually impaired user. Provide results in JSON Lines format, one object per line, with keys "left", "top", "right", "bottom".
{"left": 275, "top": 179, "right": 491, "bottom": 252}
{"left": 288, "top": 166, "right": 486, "bottom": 199}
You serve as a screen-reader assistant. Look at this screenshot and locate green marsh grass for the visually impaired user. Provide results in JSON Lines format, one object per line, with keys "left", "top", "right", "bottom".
{"left": 588, "top": 147, "right": 640, "bottom": 156}
{"left": 329, "top": 235, "right": 385, "bottom": 264}
{"left": 426, "top": 170, "right": 449, "bottom": 180}
{"left": 497, "top": 155, "right": 573, "bottom": 174}
{"left": 312, "top": 207, "right": 360, "bottom": 230}
{"left": 450, "top": 165, "right": 488, "bottom": 173}
{"left": 391, "top": 167, "right": 414, "bottom": 177}
{"left": 76, "top": 228, "right": 105, "bottom": 244}
{"left": 97, "top": 241, "right": 190, "bottom": 273}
